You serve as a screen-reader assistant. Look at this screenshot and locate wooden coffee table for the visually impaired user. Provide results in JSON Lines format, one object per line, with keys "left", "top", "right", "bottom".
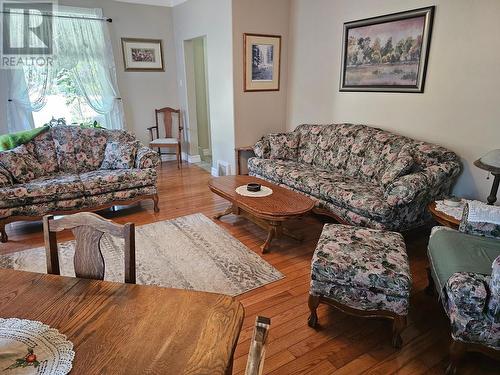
{"left": 209, "top": 176, "right": 315, "bottom": 253}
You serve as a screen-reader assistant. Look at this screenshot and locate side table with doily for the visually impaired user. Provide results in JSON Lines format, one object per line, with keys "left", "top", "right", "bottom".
{"left": 427, "top": 200, "right": 463, "bottom": 229}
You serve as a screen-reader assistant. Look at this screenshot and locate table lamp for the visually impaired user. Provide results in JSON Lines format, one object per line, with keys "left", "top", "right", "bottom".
{"left": 474, "top": 149, "right": 500, "bottom": 205}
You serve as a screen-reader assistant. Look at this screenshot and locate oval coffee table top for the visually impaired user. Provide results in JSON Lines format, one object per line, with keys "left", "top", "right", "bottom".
{"left": 209, "top": 176, "right": 315, "bottom": 220}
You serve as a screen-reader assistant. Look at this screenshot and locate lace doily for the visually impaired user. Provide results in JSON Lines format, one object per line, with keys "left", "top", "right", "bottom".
{"left": 235, "top": 185, "right": 273, "bottom": 197}
{"left": 0, "top": 318, "right": 74, "bottom": 375}
{"left": 434, "top": 199, "right": 470, "bottom": 221}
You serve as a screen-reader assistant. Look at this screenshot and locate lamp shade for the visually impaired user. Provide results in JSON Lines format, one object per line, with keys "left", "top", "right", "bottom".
{"left": 474, "top": 149, "right": 500, "bottom": 174}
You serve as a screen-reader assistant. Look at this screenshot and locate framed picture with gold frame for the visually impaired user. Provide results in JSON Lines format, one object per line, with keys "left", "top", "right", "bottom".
{"left": 244, "top": 33, "right": 281, "bottom": 92}
{"left": 121, "top": 38, "right": 164, "bottom": 72}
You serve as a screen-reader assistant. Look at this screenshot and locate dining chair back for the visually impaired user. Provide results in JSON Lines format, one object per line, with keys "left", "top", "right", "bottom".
{"left": 245, "top": 316, "right": 271, "bottom": 375}
{"left": 43, "top": 212, "right": 136, "bottom": 283}
{"left": 147, "top": 107, "right": 183, "bottom": 168}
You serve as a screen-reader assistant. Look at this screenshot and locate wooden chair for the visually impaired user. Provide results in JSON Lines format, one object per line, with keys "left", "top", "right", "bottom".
{"left": 147, "top": 107, "right": 183, "bottom": 169}
{"left": 244, "top": 316, "right": 271, "bottom": 375}
{"left": 43, "top": 212, "right": 136, "bottom": 284}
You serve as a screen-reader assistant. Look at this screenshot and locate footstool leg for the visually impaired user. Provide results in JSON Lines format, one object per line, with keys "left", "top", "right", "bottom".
{"left": 392, "top": 315, "right": 407, "bottom": 349}
{"left": 307, "top": 294, "right": 320, "bottom": 328}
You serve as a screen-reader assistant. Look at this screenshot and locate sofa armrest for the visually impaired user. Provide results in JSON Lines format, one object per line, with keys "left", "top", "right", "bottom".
{"left": 385, "top": 160, "right": 461, "bottom": 207}
{"left": 135, "top": 146, "right": 161, "bottom": 169}
{"left": 446, "top": 272, "right": 488, "bottom": 315}
{"left": 0, "top": 165, "right": 13, "bottom": 187}
{"left": 488, "top": 256, "right": 500, "bottom": 322}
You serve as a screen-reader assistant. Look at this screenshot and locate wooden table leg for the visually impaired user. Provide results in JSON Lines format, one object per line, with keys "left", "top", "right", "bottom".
{"left": 214, "top": 205, "right": 236, "bottom": 220}
{"left": 261, "top": 221, "right": 280, "bottom": 254}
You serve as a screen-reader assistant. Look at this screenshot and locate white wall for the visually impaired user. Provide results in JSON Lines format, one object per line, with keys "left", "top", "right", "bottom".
{"left": 60, "top": 0, "right": 179, "bottom": 145}
{"left": 287, "top": 0, "right": 500, "bottom": 201}
{"left": 173, "top": 0, "right": 235, "bottom": 173}
{"left": 232, "top": 0, "right": 290, "bottom": 147}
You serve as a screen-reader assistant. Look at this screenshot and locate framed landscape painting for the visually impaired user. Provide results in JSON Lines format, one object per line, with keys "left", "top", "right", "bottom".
{"left": 121, "top": 38, "right": 164, "bottom": 72}
{"left": 244, "top": 33, "right": 281, "bottom": 92}
{"left": 340, "top": 6, "right": 434, "bottom": 93}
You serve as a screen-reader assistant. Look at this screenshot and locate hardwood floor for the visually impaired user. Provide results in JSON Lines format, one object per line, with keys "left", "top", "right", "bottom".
{"left": 1, "top": 162, "right": 497, "bottom": 374}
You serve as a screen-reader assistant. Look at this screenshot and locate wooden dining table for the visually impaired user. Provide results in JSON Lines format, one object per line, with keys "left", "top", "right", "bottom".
{"left": 0, "top": 269, "right": 245, "bottom": 374}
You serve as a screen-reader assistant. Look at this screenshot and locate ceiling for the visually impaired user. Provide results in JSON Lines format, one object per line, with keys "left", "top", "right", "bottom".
{"left": 115, "top": 0, "right": 188, "bottom": 7}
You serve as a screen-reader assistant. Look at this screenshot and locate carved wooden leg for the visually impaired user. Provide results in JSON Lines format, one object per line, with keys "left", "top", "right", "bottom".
{"left": 425, "top": 266, "right": 436, "bottom": 296}
{"left": 153, "top": 194, "right": 160, "bottom": 213}
{"left": 445, "top": 340, "right": 466, "bottom": 375}
{"left": 307, "top": 294, "right": 320, "bottom": 328}
{"left": 0, "top": 222, "right": 7, "bottom": 243}
{"left": 261, "top": 221, "right": 279, "bottom": 254}
{"left": 392, "top": 315, "right": 407, "bottom": 349}
{"left": 214, "top": 205, "right": 234, "bottom": 220}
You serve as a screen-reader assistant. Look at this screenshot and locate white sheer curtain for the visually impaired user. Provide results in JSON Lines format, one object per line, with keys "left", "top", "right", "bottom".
{"left": 0, "top": 6, "right": 124, "bottom": 133}
{"left": 0, "top": 11, "right": 51, "bottom": 134}
{"left": 55, "top": 6, "right": 124, "bottom": 130}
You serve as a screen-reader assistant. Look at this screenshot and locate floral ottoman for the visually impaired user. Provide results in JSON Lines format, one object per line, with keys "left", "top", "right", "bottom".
{"left": 308, "top": 224, "right": 412, "bottom": 348}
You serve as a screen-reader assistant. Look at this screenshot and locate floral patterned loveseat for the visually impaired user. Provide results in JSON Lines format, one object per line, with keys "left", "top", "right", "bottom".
{"left": 0, "top": 126, "right": 160, "bottom": 242}
{"left": 248, "top": 124, "right": 462, "bottom": 231}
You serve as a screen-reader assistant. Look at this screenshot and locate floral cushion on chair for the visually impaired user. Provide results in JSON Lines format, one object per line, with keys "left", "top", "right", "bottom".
{"left": 268, "top": 132, "right": 299, "bottom": 161}
{"left": 253, "top": 136, "right": 271, "bottom": 159}
{"left": 380, "top": 151, "right": 415, "bottom": 188}
{"left": 100, "top": 141, "right": 139, "bottom": 170}
{"left": 459, "top": 201, "right": 500, "bottom": 239}
{"left": 0, "top": 144, "right": 45, "bottom": 183}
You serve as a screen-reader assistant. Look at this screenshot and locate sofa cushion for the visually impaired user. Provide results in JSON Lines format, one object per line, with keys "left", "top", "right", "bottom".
{"left": 30, "top": 130, "right": 59, "bottom": 174}
{"left": 269, "top": 133, "right": 299, "bottom": 161}
{"left": 459, "top": 201, "right": 500, "bottom": 239}
{"left": 0, "top": 165, "right": 12, "bottom": 187}
{"left": 0, "top": 144, "right": 45, "bottom": 183}
{"left": 101, "top": 141, "right": 139, "bottom": 170}
{"left": 52, "top": 126, "right": 110, "bottom": 173}
{"left": 0, "top": 173, "right": 85, "bottom": 208}
{"left": 79, "top": 169, "right": 156, "bottom": 195}
{"left": 296, "top": 124, "right": 323, "bottom": 164}
{"left": 247, "top": 157, "right": 300, "bottom": 183}
{"left": 319, "top": 176, "right": 393, "bottom": 219}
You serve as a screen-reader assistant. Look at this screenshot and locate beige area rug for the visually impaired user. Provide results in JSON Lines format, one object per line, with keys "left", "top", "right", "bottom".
{"left": 0, "top": 214, "right": 283, "bottom": 296}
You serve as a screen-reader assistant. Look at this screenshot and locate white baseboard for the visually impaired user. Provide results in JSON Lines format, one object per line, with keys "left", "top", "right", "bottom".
{"left": 161, "top": 154, "right": 176, "bottom": 162}
{"left": 179, "top": 152, "right": 201, "bottom": 163}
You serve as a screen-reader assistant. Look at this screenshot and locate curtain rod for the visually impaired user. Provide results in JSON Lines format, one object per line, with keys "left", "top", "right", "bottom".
{"left": 0, "top": 10, "right": 112, "bottom": 22}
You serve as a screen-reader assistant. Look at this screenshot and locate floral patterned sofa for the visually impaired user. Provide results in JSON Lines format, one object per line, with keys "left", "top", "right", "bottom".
{"left": 248, "top": 124, "right": 462, "bottom": 231}
{"left": 0, "top": 126, "right": 160, "bottom": 242}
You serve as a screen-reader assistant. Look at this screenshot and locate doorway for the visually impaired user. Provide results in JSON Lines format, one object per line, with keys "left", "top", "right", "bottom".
{"left": 184, "top": 36, "right": 211, "bottom": 171}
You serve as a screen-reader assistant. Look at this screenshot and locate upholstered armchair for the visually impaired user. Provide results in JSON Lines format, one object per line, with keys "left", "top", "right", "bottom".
{"left": 428, "top": 201, "right": 500, "bottom": 374}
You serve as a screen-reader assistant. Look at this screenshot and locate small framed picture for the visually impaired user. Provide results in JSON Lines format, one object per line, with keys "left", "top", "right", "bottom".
{"left": 340, "top": 6, "right": 434, "bottom": 93}
{"left": 244, "top": 33, "right": 281, "bottom": 92}
{"left": 121, "top": 38, "right": 164, "bottom": 72}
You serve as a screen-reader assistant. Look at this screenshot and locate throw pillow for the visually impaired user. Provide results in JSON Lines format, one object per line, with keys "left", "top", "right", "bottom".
{"left": 380, "top": 151, "right": 415, "bottom": 188}
{"left": 101, "top": 141, "right": 139, "bottom": 170}
{"left": 253, "top": 136, "right": 271, "bottom": 159}
{"left": 459, "top": 201, "right": 500, "bottom": 239}
{"left": 0, "top": 144, "right": 45, "bottom": 183}
{"left": 269, "top": 133, "right": 299, "bottom": 161}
